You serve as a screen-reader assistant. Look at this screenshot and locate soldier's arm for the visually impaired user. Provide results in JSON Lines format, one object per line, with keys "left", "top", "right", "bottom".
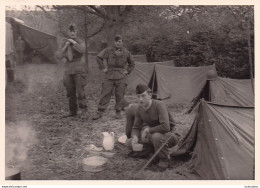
{"left": 125, "top": 106, "right": 135, "bottom": 139}
{"left": 126, "top": 52, "right": 135, "bottom": 74}
{"left": 96, "top": 48, "right": 108, "bottom": 71}
{"left": 131, "top": 111, "right": 143, "bottom": 139}
{"left": 149, "top": 102, "right": 171, "bottom": 134}
{"left": 72, "top": 40, "right": 85, "bottom": 54}
{"left": 54, "top": 41, "right": 70, "bottom": 60}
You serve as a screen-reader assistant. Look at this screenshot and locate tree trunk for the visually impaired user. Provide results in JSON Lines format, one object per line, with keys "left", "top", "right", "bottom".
{"left": 104, "top": 6, "right": 125, "bottom": 46}
{"left": 84, "top": 12, "right": 89, "bottom": 73}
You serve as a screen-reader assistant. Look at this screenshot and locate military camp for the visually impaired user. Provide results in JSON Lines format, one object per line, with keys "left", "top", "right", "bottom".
{"left": 5, "top": 5, "right": 255, "bottom": 181}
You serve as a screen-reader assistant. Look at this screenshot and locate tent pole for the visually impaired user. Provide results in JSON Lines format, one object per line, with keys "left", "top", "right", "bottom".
{"left": 138, "top": 134, "right": 174, "bottom": 172}
{"left": 151, "top": 68, "right": 156, "bottom": 97}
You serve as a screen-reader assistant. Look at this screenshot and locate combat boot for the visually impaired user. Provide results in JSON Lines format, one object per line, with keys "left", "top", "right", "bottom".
{"left": 157, "top": 159, "right": 170, "bottom": 170}
{"left": 62, "top": 112, "right": 77, "bottom": 118}
{"left": 92, "top": 111, "right": 103, "bottom": 120}
{"left": 114, "top": 111, "right": 122, "bottom": 119}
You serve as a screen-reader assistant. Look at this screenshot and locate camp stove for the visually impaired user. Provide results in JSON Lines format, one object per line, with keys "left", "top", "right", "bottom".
{"left": 5, "top": 166, "right": 21, "bottom": 180}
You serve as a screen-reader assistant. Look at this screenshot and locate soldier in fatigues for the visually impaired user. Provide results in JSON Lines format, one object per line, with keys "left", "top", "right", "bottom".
{"left": 130, "top": 84, "right": 179, "bottom": 170}
{"left": 55, "top": 23, "right": 87, "bottom": 117}
{"left": 14, "top": 35, "right": 25, "bottom": 65}
{"left": 92, "top": 35, "right": 135, "bottom": 120}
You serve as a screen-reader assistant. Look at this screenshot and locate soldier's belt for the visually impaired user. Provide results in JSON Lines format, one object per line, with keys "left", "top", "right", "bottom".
{"left": 108, "top": 67, "right": 126, "bottom": 71}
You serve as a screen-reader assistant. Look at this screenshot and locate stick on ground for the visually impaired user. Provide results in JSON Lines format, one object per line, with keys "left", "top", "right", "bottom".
{"left": 138, "top": 134, "right": 174, "bottom": 172}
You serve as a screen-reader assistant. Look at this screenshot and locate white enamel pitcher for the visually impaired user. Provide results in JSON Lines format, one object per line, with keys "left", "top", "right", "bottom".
{"left": 102, "top": 132, "right": 115, "bottom": 151}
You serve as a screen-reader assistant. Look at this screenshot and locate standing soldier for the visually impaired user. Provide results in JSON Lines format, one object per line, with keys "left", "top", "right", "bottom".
{"left": 55, "top": 23, "right": 87, "bottom": 118}
{"left": 14, "top": 35, "right": 25, "bottom": 64}
{"left": 92, "top": 35, "right": 135, "bottom": 120}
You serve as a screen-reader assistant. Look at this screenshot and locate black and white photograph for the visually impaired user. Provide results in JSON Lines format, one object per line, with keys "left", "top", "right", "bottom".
{"left": 4, "top": 3, "right": 257, "bottom": 184}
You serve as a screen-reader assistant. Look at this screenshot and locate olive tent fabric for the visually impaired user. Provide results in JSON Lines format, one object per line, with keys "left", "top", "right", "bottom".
{"left": 127, "top": 62, "right": 155, "bottom": 92}
{"left": 18, "top": 24, "right": 58, "bottom": 63}
{"left": 126, "top": 60, "right": 175, "bottom": 92}
{"left": 132, "top": 54, "right": 147, "bottom": 62}
{"left": 175, "top": 101, "right": 254, "bottom": 180}
{"left": 151, "top": 60, "right": 175, "bottom": 66}
{"left": 6, "top": 17, "right": 58, "bottom": 63}
{"left": 210, "top": 77, "right": 254, "bottom": 107}
{"left": 6, "top": 22, "right": 14, "bottom": 55}
{"left": 155, "top": 64, "right": 216, "bottom": 104}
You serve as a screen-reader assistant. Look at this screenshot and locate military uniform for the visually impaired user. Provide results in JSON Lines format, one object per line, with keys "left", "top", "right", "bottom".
{"left": 131, "top": 100, "right": 179, "bottom": 161}
{"left": 96, "top": 46, "right": 135, "bottom": 113}
{"left": 125, "top": 103, "right": 176, "bottom": 139}
{"left": 14, "top": 38, "right": 25, "bottom": 64}
{"left": 57, "top": 37, "right": 87, "bottom": 115}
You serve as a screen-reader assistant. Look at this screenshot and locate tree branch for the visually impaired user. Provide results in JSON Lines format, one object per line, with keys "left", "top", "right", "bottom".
{"left": 121, "top": 5, "right": 133, "bottom": 16}
{"left": 36, "top": 5, "right": 59, "bottom": 22}
{"left": 53, "top": 5, "right": 106, "bottom": 19}
{"left": 88, "top": 5, "right": 107, "bottom": 19}
{"left": 87, "top": 22, "right": 105, "bottom": 39}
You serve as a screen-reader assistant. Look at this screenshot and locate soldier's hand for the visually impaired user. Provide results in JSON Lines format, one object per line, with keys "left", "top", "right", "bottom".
{"left": 123, "top": 70, "right": 128, "bottom": 75}
{"left": 141, "top": 127, "right": 150, "bottom": 143}
{"left": 67, "top": 39, "right": 77, "bottom": 44}
{"left": 65, "top": 41, "right": 71, "bottom": 46}
{"left": 102, "top": 68, "right": 108, "bottom": 73}
{"left": 131, "top": 136, "right": 138, "bottom": 146}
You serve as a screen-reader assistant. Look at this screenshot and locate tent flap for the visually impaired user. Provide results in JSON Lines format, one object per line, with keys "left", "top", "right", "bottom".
{"left": 175, "top": 101, "right": 254, "bottom": 180}
{"left": 156, "top": 64, "right": 216, "bottom": 104}
{"left": 6, "top": 22, "right": 14, "bottom": 55}
{"left": 7, "top": 17, "right": 58, "bottom": 63}
{"left": 210, "top": 77, "right": 254, "bottom": 106}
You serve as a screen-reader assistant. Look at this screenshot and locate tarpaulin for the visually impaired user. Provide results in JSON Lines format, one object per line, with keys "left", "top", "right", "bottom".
{"left": 18, "top": 24, "right": 58, "bottom": 63}
{"left": 6, "top": 22, "right": 14, "bottom": 55}
{"left": 176, "top": 101, "right": 254, "bottom": 180}
{"left": 155, "top": 64, "right": 216, "bottom": 104}
{"left": 127, "top": 60, "right": 175, "bottom": 92}
{"left": 210, "top": 77, "right": 254, "bottom": 107}
{"left": 6, "top": 17, "right": 58, "bottom": 63}
{"left": 127, "top": 62, "right": 155, "bottom": 92}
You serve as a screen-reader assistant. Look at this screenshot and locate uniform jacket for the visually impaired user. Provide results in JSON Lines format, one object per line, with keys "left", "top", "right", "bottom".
{"left": 57, "top": 37, "right": 86, "bottom": 74}
{"left": 131, "top": 100, "right": 171, "bottom": 138}
{"left": 97, "top": 46, "right": 135, "bottom": 80}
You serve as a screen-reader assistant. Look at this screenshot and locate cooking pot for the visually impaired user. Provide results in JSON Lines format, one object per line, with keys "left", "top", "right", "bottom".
{"left": 5, "top": 167, "right": 21, "bottom": 180}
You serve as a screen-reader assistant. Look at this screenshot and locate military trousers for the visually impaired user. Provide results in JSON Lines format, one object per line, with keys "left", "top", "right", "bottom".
{"left": 63, "top": 73, "right": 87, "bottom": 114}
{"left": 98, "top": 78, "right": 127, "bottom": 112}
{"left": 16, "top": 51, "right": 24, "bottom": 65}
{"left": 149, "top": 132, "right": 179, "bottom": 160}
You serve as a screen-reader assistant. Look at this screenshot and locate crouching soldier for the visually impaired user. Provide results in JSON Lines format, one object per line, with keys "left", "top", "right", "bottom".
{"left": 129, "top": 84, "right": 179, "bottom": 169}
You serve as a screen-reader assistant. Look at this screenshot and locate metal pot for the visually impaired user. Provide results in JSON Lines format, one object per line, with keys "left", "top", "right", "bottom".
{"left": 5, "top": 167, "right": 21, "bottom": 180}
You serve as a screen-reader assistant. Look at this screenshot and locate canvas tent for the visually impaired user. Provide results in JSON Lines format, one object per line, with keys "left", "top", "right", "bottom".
{"left": 126, "top": 60, "right": 175, "bottom": 93}
{"left": 188, "top": 77, "right": 255, "bottom": 114}
{"left": 127, "top": 63, "right": 215, "bottom": 104}
{"left": 6, "top": 21, "right": 16, "bottom": 84}
{"left": 173, "top": 100, "right": 254, "bottom": 180}
{"left": 209, "top": 77, "right": 254, "bottom": 107}
{"left": 6, "top": 22, "right": 14, "bottom": 56}
{"left": 6, "top": 17, "right": 58, "bottom": 63}
{"left": 155, "top": 64, "right": 216, "bottom": 104}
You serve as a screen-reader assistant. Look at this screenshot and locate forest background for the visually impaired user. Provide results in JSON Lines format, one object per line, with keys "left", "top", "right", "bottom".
{"left": 6, "top": 5, "right": 254, "bottom": 79}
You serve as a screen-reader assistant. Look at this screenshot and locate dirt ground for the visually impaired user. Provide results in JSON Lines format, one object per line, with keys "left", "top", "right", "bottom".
{"left": 5, "top": 60, "right": 201, "bottom": 180}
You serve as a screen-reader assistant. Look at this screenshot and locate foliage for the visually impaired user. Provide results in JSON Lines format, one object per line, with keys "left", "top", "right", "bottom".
{"left": 6, "top": 5, "right": 254, "bottom": 79}
{"left": 123, "top": 5, "right": 254, "bottom": 79}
